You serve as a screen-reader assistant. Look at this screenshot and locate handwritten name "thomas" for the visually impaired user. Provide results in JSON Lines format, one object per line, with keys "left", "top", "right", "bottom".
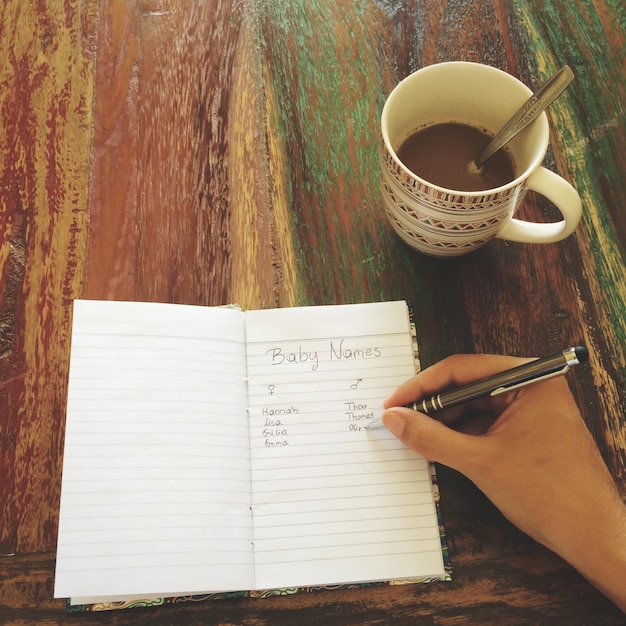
{"left": 330, "top": 339, "right": 382, "bottom": 361}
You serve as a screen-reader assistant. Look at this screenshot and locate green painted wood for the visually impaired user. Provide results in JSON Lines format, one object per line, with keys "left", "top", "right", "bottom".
{"left": 512, "top": 0, "right": 626, "bottom": 476}
{"left": 1, "top": 0, "right": 624, "bottom": 622}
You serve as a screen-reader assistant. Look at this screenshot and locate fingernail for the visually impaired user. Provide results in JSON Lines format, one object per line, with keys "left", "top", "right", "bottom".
{"left": 383, "top": 411, "right": 406, "bottom": 437}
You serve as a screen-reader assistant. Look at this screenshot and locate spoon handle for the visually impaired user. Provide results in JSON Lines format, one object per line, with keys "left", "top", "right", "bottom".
{"left": 475, "top": 65, "right": 575, "bottom": 168}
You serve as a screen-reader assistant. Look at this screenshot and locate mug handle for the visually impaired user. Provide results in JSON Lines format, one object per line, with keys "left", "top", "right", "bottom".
{"left": 495, "top": 167, "right": 582, "bottom": 243}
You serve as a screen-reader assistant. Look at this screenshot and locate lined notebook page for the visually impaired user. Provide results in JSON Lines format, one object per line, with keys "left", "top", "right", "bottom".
{"left": 55, "top": 300, "right": 254, "bottom": 600}
{"left": 245, "top": 301, "right": 446, "bottom": 590}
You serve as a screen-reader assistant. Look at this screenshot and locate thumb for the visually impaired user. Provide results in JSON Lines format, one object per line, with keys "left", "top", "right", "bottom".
{"left": 383, "top": 407, "right": 479, "bottom": 472}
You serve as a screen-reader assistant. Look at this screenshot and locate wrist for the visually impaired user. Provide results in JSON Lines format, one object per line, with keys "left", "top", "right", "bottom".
{"left": 547, "top": 494, "right": 626, "bottom": 612}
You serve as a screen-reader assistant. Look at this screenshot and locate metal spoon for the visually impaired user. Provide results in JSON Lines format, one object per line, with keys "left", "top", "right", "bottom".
{"left": 473, "top": 65, "right": 574, "bottom": 170}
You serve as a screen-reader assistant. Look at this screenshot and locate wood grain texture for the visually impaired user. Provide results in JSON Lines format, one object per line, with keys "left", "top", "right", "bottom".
{"left": 2, "top": 547, "right": 626, "bottom": 625}
{"left": 89, "top": 0, "right": 244, "bottom": 306}
{"left": 0, "top": 0, "right": 96, "bottom": 554}
{"left": 513, "top": 0, "right": 626, "bottom": 483}
{"left": 1, "top": 0, "right": 625, "bottom": 622}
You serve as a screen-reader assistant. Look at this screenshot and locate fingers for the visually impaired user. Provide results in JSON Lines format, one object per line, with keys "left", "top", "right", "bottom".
{"left": 384, "top": 353, "right": 532, "bottom": 412}
{"left": 382, "top": 407, "right": 480, "bottom": 471}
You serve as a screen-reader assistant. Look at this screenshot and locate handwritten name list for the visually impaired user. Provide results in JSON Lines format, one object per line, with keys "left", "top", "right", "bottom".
{"left": 245, "top": 304, "right": 444, "bottom": 589}
{"left": 55, "top": 300, "right": 448, "bottom": 605}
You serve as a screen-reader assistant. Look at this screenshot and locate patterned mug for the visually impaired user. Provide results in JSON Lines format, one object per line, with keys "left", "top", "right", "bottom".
{"left": 380, "top": 62, "right": 582, "bottom": 257}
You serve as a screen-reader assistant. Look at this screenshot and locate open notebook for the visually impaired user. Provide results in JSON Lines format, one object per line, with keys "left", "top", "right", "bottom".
{"left": 55, "top": 300, "right": 450, "bottom": 610}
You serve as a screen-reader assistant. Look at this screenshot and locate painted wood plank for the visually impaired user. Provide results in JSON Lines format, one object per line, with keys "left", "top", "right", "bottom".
{"left": 0, "top": 0, "right": 96, "bottom": 553}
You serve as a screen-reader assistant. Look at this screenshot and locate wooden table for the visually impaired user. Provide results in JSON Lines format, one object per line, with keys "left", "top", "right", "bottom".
{"left": 1, "top": 0, "right": 625, "bottom": 623}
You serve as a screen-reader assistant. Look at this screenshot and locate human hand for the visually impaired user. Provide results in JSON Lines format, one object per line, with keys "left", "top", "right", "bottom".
{"left": 382, "top": 353, "right": 626, "bottom": 611}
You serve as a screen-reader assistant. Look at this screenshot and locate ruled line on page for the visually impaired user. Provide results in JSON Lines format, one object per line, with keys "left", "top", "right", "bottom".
{"left": 243, "top": 302, "right": 445, "bottom": 591}
{"left": 55, "top": 300, "right": 256, "bottom": 599}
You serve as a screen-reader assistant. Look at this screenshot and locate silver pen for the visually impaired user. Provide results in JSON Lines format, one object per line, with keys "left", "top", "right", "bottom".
{"left": 367, "top": 346, "right": 588, "bottom": 429}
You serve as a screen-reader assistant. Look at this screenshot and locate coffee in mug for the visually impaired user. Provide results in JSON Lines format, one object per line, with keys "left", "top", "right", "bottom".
{"left": 380, "top": 62, "right": 582, "bottom": 257}
{"left": 396, "top": 122, "right": 516, "bottom": 192}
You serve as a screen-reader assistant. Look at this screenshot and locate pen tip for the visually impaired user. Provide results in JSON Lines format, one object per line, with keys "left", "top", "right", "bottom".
{"left": 574, "top": 345, "right": 589, "bottom": 363}
{"left": 366, "top": 417, "right": 384, "bottom": 430}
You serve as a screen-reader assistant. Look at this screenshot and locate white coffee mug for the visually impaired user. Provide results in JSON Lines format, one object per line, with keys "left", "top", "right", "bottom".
{"left": 380, "top": 62, "right": 582, "bottom": 257}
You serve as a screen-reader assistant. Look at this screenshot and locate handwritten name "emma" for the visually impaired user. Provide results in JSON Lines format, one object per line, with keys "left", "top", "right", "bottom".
{"left": 265, "top": 339, "right": 382, "bottom": 371}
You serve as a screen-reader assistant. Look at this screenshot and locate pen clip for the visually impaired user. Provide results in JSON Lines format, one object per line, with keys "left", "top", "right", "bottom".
{"left": 490, "top": 365, "right": 569, "bottom": 396}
